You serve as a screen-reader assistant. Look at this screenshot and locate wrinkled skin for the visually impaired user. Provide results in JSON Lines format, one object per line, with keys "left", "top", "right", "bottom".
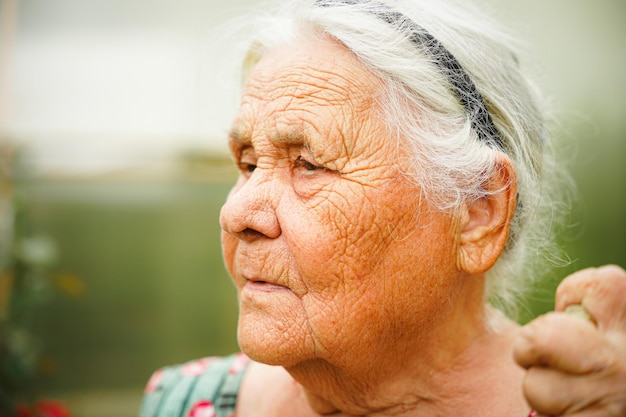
{"left": 515, "top": 265, "right": 626, "bottom": 417}
{"left": 219, "top": 34, "right": 626, "bottom": 417}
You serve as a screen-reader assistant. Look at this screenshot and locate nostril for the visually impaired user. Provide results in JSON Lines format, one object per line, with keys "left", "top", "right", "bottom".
{"left": 238, "top": 227, "right": 266, "bottom": 241}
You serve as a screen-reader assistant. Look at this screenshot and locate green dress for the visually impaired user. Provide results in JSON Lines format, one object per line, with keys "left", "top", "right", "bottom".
{"left": 139, "top": 353, "right": 250, "bottom": 417}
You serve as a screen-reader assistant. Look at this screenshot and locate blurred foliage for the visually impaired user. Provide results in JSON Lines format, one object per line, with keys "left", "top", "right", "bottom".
{"left": 18, "top": 177, "right": 240, "bottom": 394}
{"left": 0, "top": 143, "right": 78, "bottom": 415}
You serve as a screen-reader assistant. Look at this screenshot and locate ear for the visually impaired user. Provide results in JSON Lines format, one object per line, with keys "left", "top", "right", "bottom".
{"left": 457, "top": 153, "right": 517, "bottom": 274}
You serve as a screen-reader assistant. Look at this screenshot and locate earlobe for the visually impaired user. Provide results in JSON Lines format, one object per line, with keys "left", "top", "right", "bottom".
{"left": 457, "top": 154, "right": 517, "bottom": 274}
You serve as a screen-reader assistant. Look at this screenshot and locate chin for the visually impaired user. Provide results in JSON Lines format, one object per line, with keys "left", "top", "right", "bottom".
{"left": 237, "top": 311, "right": 311, "bottom": 368}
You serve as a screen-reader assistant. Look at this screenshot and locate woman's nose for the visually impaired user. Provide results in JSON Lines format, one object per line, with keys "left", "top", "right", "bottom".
{"left": 219, "top": 174, "right": 281, "bottom": 242}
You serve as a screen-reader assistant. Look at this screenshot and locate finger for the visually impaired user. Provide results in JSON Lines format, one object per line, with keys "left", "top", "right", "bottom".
{"left": 523, "top": 366, "right": 601, "bottom": 416}
{"left": 555, "top": 265, "right": 626, "bottom": 331}
{"left": 514, "top": 313, "right": 606, "bottom": 372}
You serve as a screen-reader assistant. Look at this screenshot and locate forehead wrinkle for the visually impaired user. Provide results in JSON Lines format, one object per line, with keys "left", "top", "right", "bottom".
{"left": 281, "top": 69, "right": 356, "bottom": 107}
{"left": 246, "top": 45, "right": 375, "bottom": 110}
{"left": 266, "top": 72, "right": 373, "bottom": 165}
{"left": 282, "top": 63, "right": 378, "bottom": 119}
{"left": 234, "top": 39, "right": 385, "bottom": 167}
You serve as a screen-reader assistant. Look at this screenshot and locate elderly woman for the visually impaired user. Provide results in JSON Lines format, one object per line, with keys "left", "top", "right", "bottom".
{"left": 140, "top": 0, "right": 626, "bottom": 416}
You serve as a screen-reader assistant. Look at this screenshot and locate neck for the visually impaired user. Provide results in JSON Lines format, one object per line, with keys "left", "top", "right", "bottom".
{"left": 286, "top": 305, "right": 528, "bottom": 417}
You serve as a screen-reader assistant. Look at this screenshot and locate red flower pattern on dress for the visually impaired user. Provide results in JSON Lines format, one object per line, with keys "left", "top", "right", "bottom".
{"left": 188, "top": 400, "right": 215, "bottom": 417}
{"left": 144, "top": 369, "right": 163, "bottom": 394}
{"left": 228, "top": 353, "right": 250, "bottom": 375}
{"left": 182, "top": 357, "right": 218, "bottom": 377}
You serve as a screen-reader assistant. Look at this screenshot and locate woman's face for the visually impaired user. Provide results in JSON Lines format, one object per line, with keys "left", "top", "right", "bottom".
{"left": 220, "top": 37, "right": 462, "bottom": 370}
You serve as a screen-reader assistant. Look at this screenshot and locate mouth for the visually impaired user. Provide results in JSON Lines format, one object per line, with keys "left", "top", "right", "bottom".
{"left": 243, "top": 277, "right": 289, "bottom": 292}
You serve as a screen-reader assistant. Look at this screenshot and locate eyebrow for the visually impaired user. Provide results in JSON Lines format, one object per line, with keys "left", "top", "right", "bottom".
{"left": 228, "top": 126, "right": 310, "bottom": 147}
{"left": 228, "top": 127, "right": 248, "bottom": 144}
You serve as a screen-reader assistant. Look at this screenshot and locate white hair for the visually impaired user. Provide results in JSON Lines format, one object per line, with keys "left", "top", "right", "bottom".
{"left": 219, "top": 0, "right": 570, "bottom": 318}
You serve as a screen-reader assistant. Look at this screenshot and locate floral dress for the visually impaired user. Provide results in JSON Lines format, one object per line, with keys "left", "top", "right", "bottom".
{"left": 139, "top": 353, "right": 250, "bottom": 417}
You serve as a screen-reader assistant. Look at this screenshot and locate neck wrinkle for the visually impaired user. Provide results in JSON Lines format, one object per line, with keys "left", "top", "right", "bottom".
{"left": 286, "top": 304, "right": 524, "bottom": 417}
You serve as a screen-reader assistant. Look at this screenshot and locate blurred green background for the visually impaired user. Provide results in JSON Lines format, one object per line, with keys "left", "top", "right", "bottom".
{"left": 16, "top": 177, "right": 242, "bottom": 415}
{"left": 1, "top": 0, "right": 625, "bottom": 416}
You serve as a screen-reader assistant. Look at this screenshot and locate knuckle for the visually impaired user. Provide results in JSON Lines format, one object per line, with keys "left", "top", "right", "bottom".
{"left": 599, "top": 264, "right": 626, "bottom": 278}
{"left": 527, "top": 314, "right": 561, "bottom": 348}
{"left": 517, "top": 323, "right": 543, "bottom": 355}
{"left": 593, "top": 265, "right": 626, "bottom": 293}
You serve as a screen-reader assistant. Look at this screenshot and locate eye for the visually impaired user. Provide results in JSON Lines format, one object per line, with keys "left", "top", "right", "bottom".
{"left": 238, "top": 162, "right": 257, "bottom": 175}
{"left": 295, "top": 156, "right": 325, "bottom": 175}
{"left": 237, "top": 147, "right": 257, "bottom": 177}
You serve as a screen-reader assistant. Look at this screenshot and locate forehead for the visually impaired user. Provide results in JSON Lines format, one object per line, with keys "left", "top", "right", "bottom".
{"left": 231, "top": 37, "right": 383, "bottom": 152}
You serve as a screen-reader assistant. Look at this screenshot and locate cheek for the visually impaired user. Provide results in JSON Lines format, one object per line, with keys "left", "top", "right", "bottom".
{"left": 302, "top": 180, "right": 422, "bottom": 280}
{"left": 290, "top": 181, "right": 457, "bottom": 318}
{"left": 284, "top": 188, "right": 386, "bottom": 290}
{"left": 280, "top": 188, "right": 406, "bottom": 349}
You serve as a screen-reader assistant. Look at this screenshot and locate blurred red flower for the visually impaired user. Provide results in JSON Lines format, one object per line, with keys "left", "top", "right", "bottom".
{"left": 33, "top": 401, "right": 71, "bottom": 417}
{"left": 12, "top": 400, "right": 71, "bottom": 417}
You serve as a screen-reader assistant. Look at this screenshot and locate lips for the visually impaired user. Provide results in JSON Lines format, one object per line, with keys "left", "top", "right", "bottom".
{"left": 243, "top": 275, "right": 289, "bottom": 292}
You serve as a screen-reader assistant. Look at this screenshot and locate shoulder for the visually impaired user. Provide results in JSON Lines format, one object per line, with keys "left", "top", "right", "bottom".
{"left": 139, "top": 353, "right": 250, "bottom": 417}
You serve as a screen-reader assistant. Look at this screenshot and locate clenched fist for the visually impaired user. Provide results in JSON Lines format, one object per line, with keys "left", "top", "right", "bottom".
{"left": 514, "top": 265, "right": 626, "bottom": 416}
